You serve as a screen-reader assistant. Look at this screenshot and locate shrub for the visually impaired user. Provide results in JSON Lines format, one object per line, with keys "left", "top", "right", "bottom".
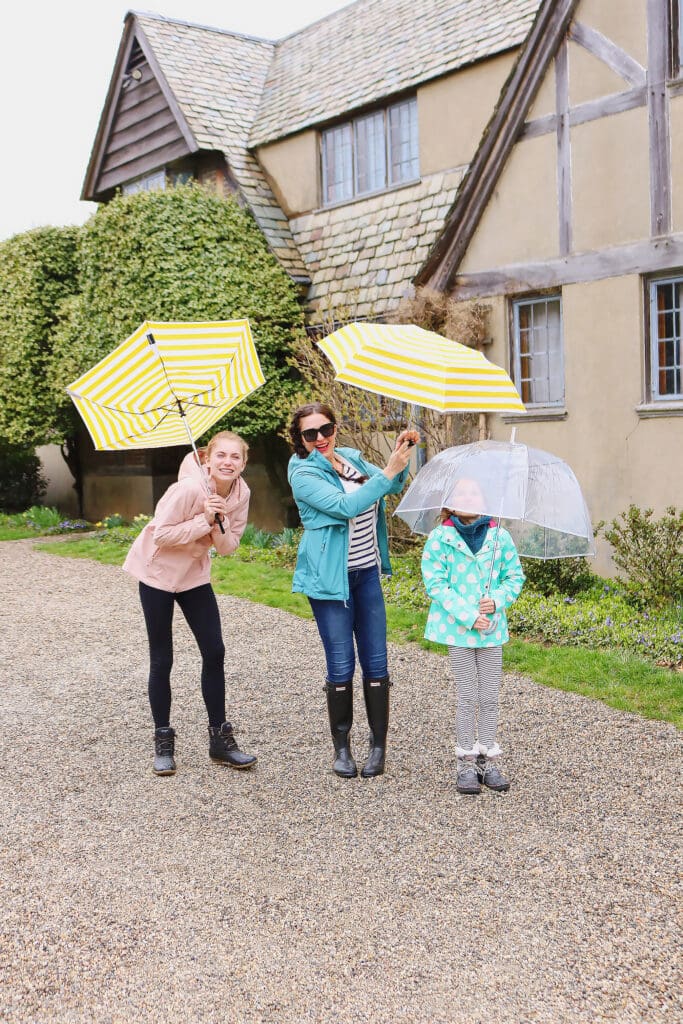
{"left": 0, "top": 441, "right": 46, "bottom": 511}
{"left": 23, "top": 505, "right": 62, "bottom": 530}
{"left": 603, "top": 505, "right": 683, "bottom": 608}
{"left": 519, "top": 555, "right": 597, "bottom": 597}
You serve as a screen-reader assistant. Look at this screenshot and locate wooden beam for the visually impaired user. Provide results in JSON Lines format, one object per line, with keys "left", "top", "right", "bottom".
{"left": 647, "top": 0, "right": 672, "bottom": 237}
{"left": 448, "top": 235, "right": 683, "bottom": 299}
{"left": 520, "top": 85, "right": 647, "bottom": 139}
{"left": 555, "top": 39, "right": 572, "bottom": 256}
{"left": 105, "top": 112, "right": 181, "bottom": 161}
{"left": 101, "top": 124, "right": 188, "bottom": 174}
{"left": 416, "top": 0, "right": 581, "bottom": 290}
{"left": 568, "top": 21, "right": 647, "bottom": 86}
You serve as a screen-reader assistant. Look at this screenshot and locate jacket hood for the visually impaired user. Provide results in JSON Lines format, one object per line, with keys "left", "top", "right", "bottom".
{"left": 178, "top": 450, "right": 210, "bottom": 485}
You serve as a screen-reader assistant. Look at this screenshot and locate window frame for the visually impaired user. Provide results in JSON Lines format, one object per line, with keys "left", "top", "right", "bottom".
{"left": 320, "top": 96, "right": 419, "bottom": 207}
{"left": 121, "top": 169, "right": 166, "bottom": 195}
{"left": 646, "top": 274, "right": 683, "bottom": 402}
{"left": 510, "top": 294, "right": 565, "bottom": 410}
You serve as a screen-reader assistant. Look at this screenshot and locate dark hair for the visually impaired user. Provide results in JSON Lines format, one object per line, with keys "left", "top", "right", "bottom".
{"left": 289, "top": 402, "right": 337, "bottom": 459}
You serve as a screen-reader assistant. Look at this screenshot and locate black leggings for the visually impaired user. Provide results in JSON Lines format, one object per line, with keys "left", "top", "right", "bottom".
{"left": 139, "top": 581, "right": 226, "bottom": 729}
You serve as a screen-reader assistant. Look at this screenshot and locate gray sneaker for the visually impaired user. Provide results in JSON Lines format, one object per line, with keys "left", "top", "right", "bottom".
{"left": 456, "top": 758, "right": 481, "bottom": 795}
{"left": 476, "top": 755, "right": 510, "bottom": 792}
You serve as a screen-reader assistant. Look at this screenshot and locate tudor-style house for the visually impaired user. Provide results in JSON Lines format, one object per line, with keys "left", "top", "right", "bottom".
{"left": 75, "top": 0, "right": 681, "bottom": 571}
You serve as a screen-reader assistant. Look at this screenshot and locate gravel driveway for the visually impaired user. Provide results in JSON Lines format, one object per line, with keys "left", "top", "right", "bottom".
{"left": 0, "top": 539, "right": 681, "bottom": 1024}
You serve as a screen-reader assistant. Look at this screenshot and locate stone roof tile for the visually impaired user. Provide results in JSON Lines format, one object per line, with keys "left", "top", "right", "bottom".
{"left": 251, "top": 0, "right": 540, "bottom": 146}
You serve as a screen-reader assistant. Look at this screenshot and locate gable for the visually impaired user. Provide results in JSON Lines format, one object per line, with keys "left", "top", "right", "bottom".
{"left": 83, "top": 32, "right": 196, "bottom": 200}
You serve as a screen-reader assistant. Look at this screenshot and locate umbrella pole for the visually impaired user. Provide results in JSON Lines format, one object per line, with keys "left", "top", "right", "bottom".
{"left": 484, "top": 425, "right": 518, "bottom": 596}
{"left": 179, "top": 405, "right": 226, "bottom": 535}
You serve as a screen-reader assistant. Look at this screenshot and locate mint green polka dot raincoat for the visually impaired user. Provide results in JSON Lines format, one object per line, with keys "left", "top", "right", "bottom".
{"left": 421, "top": 522, "right": 525, "bottom": 648}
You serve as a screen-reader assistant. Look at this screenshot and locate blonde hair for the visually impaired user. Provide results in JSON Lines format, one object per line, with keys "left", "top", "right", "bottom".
{"left": 205, "top": 430, "right": 249, "bottom": 464}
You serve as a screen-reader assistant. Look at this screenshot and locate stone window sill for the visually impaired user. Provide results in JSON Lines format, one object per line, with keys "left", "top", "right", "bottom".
{"left": 636, "top": 401, "right": 683, "bottom": 418}
{"left": 502, "top": 408, "right": 568, "bottom": 424}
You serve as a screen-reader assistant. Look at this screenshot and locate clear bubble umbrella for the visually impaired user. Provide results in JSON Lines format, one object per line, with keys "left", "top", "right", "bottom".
{"left": 394, "top": 439, "right": 595, "bottom": 560}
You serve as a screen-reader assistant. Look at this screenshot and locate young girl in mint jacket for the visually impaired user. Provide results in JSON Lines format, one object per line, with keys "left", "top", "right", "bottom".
{"left": 421, "top": 478, "right": 525, "bottom": 795}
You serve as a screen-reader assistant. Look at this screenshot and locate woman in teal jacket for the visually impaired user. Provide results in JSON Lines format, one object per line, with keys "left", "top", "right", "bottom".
{"left": 288, "top": 401, "right": 417, "bottom": 780}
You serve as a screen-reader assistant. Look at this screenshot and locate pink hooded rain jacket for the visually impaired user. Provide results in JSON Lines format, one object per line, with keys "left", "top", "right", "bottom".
{"left": 123, "top": 452, "right": 250, "bottom": 593}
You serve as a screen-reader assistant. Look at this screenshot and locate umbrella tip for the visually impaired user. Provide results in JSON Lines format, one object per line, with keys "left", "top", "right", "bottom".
{"left": 146, "top": 332, "right": 156, "bottom": 346}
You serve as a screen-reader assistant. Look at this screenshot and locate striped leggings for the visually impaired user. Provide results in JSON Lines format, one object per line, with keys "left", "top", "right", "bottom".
{"left": 448, "top": 646, "right": 503, "bottom": 757}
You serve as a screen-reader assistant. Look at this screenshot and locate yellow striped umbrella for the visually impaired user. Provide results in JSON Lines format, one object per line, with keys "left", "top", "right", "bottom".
{"left": 317, "top": 322, "right": 525, "bottom": 413}
{"left": 66, "top": 319, "right": 265, "bottom": 451}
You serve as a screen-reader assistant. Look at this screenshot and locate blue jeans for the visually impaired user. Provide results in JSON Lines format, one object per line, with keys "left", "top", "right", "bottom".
{"left": 308, "top": 566, "right": 388, "bottom": 683}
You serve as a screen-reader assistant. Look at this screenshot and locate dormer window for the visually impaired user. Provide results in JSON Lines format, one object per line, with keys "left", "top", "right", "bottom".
{"left": 321, "top": 96, "right": 419, "bottom": 206}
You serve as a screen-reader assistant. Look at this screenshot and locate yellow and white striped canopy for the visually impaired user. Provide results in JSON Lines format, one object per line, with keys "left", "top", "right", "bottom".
{"left": 317, "top": 322, "right": 525, "bottom": 413}
{"left": 66, "top": 319, "right": 264, "bottom": 450}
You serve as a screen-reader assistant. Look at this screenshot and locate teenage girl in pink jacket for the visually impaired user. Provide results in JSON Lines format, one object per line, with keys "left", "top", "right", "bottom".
{"left": 123, "top": 430, "right": 256, "bottom": 776}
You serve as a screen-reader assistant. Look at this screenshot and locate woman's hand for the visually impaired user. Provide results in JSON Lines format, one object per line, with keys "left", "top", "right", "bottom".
{"left": 479, "top": 596, "right": 496, "bottom": 614}
{"left": 204, "top": 494, "right": 228, "bottom": 526}
{"left": 395, "top": 428, "right": 420, "bottom": 449}
{"left": 383, "top": 439, "right": 414, "bottom": 479}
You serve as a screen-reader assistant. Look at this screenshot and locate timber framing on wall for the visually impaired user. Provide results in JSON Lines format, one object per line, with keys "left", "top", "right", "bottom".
{"left": 416, "top": 0, "right": 676, "bottom": 294}
{"left": 415, "top": 0, "right": 580, "bottom": 292}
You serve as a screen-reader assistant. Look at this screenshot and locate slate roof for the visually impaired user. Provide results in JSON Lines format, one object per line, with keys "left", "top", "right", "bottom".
{"left": 133, "top": 13, "right": 308, "bottom": 279}
{"left": 99, "top": 1, "right": 541, "bottom": 298}
{"left": 250, "top": 0, "right": 541, "bottom": 146}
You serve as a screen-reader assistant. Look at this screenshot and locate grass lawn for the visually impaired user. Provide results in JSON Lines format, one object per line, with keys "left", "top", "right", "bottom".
{"left": 36, "top": 536, "right": 682, "bottom": 729}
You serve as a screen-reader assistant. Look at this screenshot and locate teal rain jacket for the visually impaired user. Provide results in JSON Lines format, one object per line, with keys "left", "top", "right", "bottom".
{"left": 287, "top": 446, "right": 409, "bottom": 601}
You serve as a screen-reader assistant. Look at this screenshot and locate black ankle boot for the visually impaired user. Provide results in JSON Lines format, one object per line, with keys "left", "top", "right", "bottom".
{"left": 361, "top": 676, "right": 391, "bottom": 778}
{"left": 208, "top": 722, "right": 257, "bottom": 769}
{"left": 324, "top": 681, "right": 357, "bottom": 778}
{"left": 153, "top": 727, "right": 176, "bottom": 776}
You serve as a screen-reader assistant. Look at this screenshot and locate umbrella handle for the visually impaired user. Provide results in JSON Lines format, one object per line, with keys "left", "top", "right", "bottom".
{"left": 215, "top": 514, "right": 225, "bottom": 535}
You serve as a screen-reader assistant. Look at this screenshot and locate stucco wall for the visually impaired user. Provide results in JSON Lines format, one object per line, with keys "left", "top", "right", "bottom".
{"left": 417, "top": 52, "right": 516, "bottom": 177}
{"left": 571, "top": 106, "right": 650, "bottom": 252}
{"left": 458, "top": 132, "right": 560, "bottom": 273}
{"left": 574, "top": 0, "right": 648, "bottom": 67}
{"left": 37, "top": 445, "right": 79, "bottom": 517}
{"left": 568, "top": 40, "right": 631, "bottom": 107}
{"left": 255, "top": 130, "right": 319, "bottom": 218}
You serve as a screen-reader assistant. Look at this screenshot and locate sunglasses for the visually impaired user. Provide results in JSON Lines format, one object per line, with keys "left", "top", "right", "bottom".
{"left": 301, "top": 422, "right": 336, "bottom": 443}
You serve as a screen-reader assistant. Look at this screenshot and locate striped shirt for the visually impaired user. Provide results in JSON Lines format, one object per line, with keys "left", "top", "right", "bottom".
{"left": 336, "top": 458, "right": 379, "bottom": 570}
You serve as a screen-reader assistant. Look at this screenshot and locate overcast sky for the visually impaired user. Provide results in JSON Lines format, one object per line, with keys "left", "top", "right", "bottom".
{"left": 0, "top": 0, "right": 352, "bottom": 241}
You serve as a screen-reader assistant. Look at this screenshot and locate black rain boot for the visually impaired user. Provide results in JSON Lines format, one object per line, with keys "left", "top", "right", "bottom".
{"left": 208, "top": 722, "right": 257, "bottom": 769}
{"left": 153, "top": 727, "right": 176, "bottom": 776}
{"left": 324, "top": 681, "right": 357, "bottom": 778}
{"left": 361, "top": 676, "right": 391, "bottom": 778}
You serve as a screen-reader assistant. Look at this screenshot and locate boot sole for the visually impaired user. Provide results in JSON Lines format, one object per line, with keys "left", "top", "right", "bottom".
{"left": 153, "top": 767, "right": 176, "bottom": 776}
{"left": 456, "top": 785, "right": 480, "bottom": 794}
{"left": 481, "top": 781, "right": 510, "bottom": 792}
{"left": 333, "top": 767, "right": 358, "bottom": 778}
{"left": 210, "top": 757, "right": 257, "bottom": 769}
